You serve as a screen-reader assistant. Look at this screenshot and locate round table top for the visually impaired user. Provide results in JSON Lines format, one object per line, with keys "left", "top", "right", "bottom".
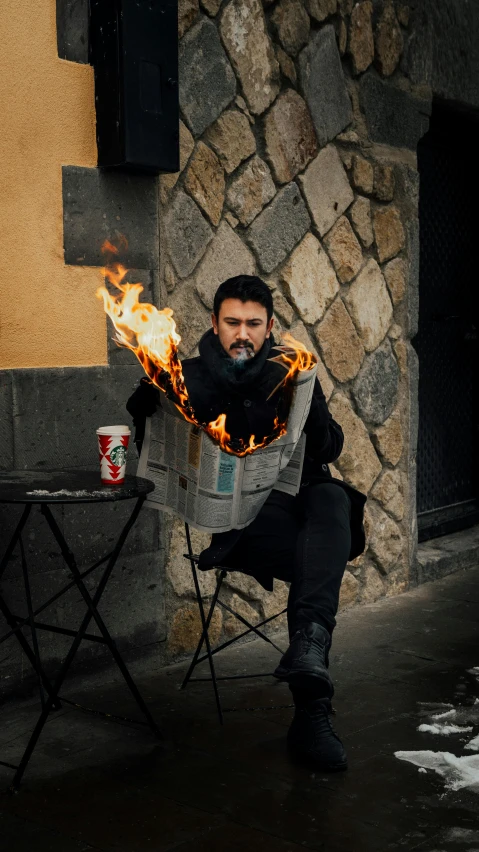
{"left": 0, "top": 470, "right": 155, "bottom": 504}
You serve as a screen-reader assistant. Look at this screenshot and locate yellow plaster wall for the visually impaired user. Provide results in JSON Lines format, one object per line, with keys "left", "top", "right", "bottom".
{"left": 0, "top": 0, "right": 107, "bottom": 368}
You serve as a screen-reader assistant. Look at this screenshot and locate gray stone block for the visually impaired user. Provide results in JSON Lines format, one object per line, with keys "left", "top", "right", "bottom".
{"left": 359, "top": 73, "right": 431, "bottom": 150}
{"left": 95, "top": 550, "right": 166, "bottom": 647}
{"left": 0, "top": 566, "right": 86, "bottom": 672}
{"left": 416, "top": 525, "right": 479, "bottom": 585}
{"left": 63, "top": 502, "right": 160, "bottom": 567}
{"left": 108, "top": 339, "right": 142, "bottom": 368}
{"left": 164, "top": 191, "right": 213, "bottom": 279}
{"left": 12, "top": 366, "right": 143, "bottom": 470}
{"left": 179, "top": 17, "right": 237, "bottom": 136}
{"left": 298, "top": 25, "right": 352, "bottom": 147}
{"left": 352, "top": 340, "right": 399, "bottom": 426}
{"left": 0, "top": 502, "right": 66, "bottom": 580}
{"left": 168, "top": 283, "right": 211, "bottom": 357}
{"left": 245, "top": 183, "right": 311, "bottom": 273}
{"left": 63, "top": 167, "right": 159, "bottom": 269}
{"left": 0, "top": 372, "right": 14, "bottom": 470}
{"left": 56, "top": 0, "right": 89, "bottom": 64}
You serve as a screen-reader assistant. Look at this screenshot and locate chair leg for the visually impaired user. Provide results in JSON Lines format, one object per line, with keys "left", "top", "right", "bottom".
{"left": 181, "top": 569, "right": 224, "bottom": 690}
{"left": 193, "top": 608, "right": 288, "bottom": 666}
{"left": 216, "top": 599, "right": 286, "bottom": 655}
{"left": 183, "top": 524, "right": 224, "bottom": 724}
{"left": 180, "top": 526, "right": 290, "bottom": 719}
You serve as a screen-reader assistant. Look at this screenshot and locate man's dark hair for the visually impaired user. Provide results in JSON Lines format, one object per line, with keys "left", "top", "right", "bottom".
{"left": 213, "top": 275, "right": 273, "bottom": 321}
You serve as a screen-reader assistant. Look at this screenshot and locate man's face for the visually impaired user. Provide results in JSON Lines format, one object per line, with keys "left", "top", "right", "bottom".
{"left": 212, "top": 298, "right": 274, "bottom": 361}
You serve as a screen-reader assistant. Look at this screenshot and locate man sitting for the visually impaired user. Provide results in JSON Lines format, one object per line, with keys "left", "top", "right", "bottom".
{"left": 127, "top": 275, "right": 366, "bottom": 771}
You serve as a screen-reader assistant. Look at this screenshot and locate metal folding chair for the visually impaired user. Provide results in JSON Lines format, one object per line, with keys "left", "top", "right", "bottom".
{"left": 180, "top": 523, "right": 288, "bottom": 723}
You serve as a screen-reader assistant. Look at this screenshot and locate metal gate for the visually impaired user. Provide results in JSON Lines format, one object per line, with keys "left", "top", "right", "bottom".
{"left": 414, "top": 106, "right": 479, "bottom": 541}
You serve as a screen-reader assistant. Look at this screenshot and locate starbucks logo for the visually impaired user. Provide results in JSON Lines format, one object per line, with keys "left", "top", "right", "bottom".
{"left": 110, "top": 445, "right": 126, "bottom": 467}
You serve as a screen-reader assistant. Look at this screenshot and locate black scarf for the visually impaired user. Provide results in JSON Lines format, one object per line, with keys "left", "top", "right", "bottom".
{"left": 198, "top": 328, "right": 278, "bottom": 394}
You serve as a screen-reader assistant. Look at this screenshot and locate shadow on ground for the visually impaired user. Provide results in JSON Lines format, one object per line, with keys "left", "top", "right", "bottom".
{"left": 2, "top": 566, "right": 479, "bottom": 851}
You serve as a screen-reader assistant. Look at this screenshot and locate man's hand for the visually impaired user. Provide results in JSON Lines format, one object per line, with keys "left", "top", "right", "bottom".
{"left": 126, "top": 377, "right": 160, "bottom": 420}
{"left": 137, "top": 378, "right": 160, "bottom": 416}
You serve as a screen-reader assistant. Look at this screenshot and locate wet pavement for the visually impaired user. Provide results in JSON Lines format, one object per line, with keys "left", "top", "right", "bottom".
{"left": 2, "top": 565, "right": 479, "bottom": 851}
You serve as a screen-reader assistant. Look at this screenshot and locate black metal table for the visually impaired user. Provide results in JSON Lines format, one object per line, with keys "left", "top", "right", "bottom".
{"left": 0, "top": 470, "right": 159, "bottom": 791}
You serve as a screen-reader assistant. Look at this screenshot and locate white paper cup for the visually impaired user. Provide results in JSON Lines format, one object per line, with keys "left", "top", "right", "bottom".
{"left": 96, "top": 425, "right": 131, "bottom": 485}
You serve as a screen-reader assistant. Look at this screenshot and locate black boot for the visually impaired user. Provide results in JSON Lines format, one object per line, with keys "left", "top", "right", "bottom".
{"left": 273, "top": 622, "right": 333, "bottom": 696}
{"left": 288, "top": 697, "right": 347, "bottom": 771}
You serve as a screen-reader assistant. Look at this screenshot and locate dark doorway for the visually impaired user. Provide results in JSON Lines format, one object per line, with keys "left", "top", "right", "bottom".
{"left": 414, "top": 105, "right": 479, "bottom": 541}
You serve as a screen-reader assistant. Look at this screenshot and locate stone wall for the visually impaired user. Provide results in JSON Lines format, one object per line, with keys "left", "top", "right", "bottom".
{"left": 160, "top": 0, "right": 436, "bottom": 659}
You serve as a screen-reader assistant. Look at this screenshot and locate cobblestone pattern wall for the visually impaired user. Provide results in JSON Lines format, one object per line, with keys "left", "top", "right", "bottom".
{"left": 160, "top": 0, "right": 427, "bottom": 659}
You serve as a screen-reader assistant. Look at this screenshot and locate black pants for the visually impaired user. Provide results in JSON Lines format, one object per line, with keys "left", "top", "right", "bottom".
{"left": 229, "top": 483, "right": 352, "bottom": 638}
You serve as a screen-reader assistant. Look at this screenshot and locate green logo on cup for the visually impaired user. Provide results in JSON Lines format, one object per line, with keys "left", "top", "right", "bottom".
{"left": 110, "top": 445, "right": 126, "bottom": 467}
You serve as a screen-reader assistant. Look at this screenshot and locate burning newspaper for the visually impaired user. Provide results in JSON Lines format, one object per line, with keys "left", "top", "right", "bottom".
{"left": 97, "top": 248, "right": 317, "bottom": 457}
{"left": 137, "top": 365, "right": 316, "bottom": 534}
{"left": 96, "top": 240, "right": 318, "bottom": 531}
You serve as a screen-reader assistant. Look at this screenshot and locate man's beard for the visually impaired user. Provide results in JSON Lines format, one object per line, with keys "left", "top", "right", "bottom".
{"left": 228, "top": 342, "right": 255, "bottom": 372}
{"left": 230, "top": 342, "right": 255, "bottom": 361}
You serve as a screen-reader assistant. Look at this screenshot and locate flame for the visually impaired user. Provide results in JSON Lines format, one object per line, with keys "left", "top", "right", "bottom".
{"left": 97, "top": 241, "right": 316, "bottom": 456}
{"left": 266, "top": 332, "right": 316, "bottom": 400}
{"left": 208, "top": 414, "right": 231, "bottom": 445}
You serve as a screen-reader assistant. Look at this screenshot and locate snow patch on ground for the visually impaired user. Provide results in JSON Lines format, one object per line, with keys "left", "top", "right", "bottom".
{"left": 418, "top": 701, "right": 479, "bottom": 728}
{"left": 431, "top": 709, "right": 456, "bottom": 721}
{"left": 445, "top": 826, "right": 479, "bottom": 842}
{"left": 394, "top": 750, "right": 479, "bottom": 792}
{"left": 417, "top": 723, "right": 473, "bottom": 735}
{"left": 396, "top": 668, "right": 479, "bottom": 792}
{"left": 465, "top": 733, "right": 479, "bottom": 752}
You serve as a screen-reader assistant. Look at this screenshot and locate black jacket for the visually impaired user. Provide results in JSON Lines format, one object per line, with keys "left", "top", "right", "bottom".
{"left": 127, "top": 330, "right": 366, "bottom": 583}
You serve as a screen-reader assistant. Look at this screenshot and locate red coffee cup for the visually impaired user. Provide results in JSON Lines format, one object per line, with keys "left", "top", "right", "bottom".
{"left": 97, "top": 425, "right": 131, "bottom": 485}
